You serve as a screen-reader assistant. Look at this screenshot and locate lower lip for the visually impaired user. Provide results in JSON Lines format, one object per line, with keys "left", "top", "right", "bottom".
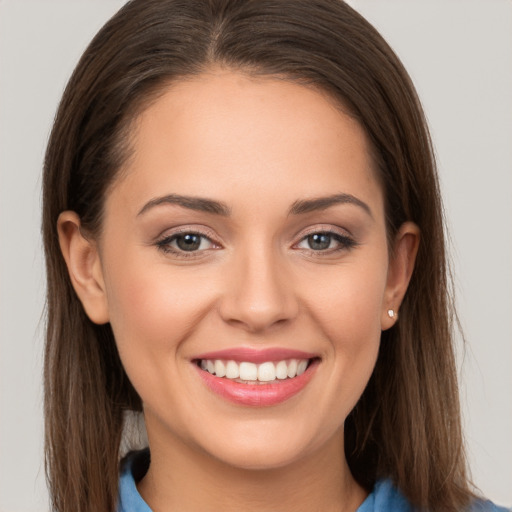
{"left": 195, "top": 360, "right": 319, "bottom": 407}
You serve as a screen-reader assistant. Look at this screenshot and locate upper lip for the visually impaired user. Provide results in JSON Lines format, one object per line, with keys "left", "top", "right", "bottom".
{"left": 193, "top": 347, "right": 318, "bottom": 364}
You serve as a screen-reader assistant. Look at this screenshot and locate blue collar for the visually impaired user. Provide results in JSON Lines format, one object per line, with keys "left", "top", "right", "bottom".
{"left": 117, "top": 449, "right": 411, "bottom": 512}
{"left": 117, "top": 449, "right": 506, "bottom": 512}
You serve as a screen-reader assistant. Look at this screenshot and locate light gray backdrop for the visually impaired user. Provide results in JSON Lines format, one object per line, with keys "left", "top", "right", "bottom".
{"left": 0, "top": 1, "right": 510, "bottom": 511}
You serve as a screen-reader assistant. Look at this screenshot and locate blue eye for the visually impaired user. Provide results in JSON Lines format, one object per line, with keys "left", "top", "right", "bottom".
{"left": 296, "top": 231, "right": 356, "bottom": 252}
{"left": 157, "top": 232, "right": 215, "bottom": 254}
{"left": 306, "top": 233, "right": 332, "bottom": 250}
{"left": 174, "top": 233, "right": 203, "bottom": 251}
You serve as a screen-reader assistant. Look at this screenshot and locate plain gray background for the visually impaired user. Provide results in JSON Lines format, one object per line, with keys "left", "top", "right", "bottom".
{"left": 0, "top": 1, "right": 511, "bottom": 510}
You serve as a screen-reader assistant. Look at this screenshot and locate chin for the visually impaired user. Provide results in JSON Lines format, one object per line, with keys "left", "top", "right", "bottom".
{"left": 208, "top": 442, "right": 309, "bottom": 472}
{"left": 194, "top": 419, "right": 340, "bottom": 472}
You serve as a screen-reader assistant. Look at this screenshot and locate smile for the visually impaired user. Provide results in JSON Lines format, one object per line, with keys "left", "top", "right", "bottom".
{"left": 198, "top": 358, "right": 310, "bottom": 383}
{"left": 193, "top": 348, "right": 320, "bottom": 406}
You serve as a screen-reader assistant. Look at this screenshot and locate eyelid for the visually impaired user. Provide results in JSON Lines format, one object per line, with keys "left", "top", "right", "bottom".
{"left": 292, "top": 224, "right": 358, "bottom": 252}
{"left": 154, "top": 225, "right": 223, "bottom": 257}
{"left": 293, "top": 224, "right": 354, "bottom": 242}
{"left": 155, "top": 225, "right": 221, "bottom": 243}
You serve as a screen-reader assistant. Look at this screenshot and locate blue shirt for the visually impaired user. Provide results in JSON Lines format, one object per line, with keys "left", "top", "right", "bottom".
{"left": 117, "top": 450, "right": 509, "bottom": 512}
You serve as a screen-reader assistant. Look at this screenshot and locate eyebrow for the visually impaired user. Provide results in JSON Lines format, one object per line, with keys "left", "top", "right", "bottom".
{"left": 137, "top": 194, "right": 231, "bottom": 217}
{"left": 289, "top": 193, "right": 372, "bottom": 217}
{"left": 137, "top": 192, "right": 372, "bottom": 218}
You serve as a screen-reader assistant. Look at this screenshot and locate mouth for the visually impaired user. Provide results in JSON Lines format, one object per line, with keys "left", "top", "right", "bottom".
{"left": 196, "top": 358, "right": 312, "bottom": 384}
{"left": 192, "top": 348, "right": 320, "bottom": 406}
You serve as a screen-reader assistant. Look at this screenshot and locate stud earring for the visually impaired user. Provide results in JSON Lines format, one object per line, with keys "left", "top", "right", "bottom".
{"left": 387, "top": 309, "right": 396, "bottom": 319}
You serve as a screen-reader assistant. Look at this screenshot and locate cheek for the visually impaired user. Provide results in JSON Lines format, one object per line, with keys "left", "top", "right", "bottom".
{"left": 301, "top": 254, "right": 387, "bottom": 394}
{"left": 103, "top": 262, "right": 223, "bottom": 416}
{"left": 304, "top": 254, "right": 387, "bottom": 341}
{"left": 103, "top": 261, "right": 216, "bottom": 366}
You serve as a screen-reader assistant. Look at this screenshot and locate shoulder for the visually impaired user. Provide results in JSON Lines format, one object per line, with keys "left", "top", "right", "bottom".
{"left": 468, "top": 499, "right": 511, "bottom": 512}
{"left": 358, "top": 479, "right": 510, "bottom": 512}
{"left": 357, "top": 479, "right": 413, "bottom": 512}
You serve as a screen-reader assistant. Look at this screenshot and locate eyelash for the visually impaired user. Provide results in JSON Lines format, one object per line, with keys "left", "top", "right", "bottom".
{"left": 155, "top": 228, "right": 357, "bottom": 258}
{"left": 294, "top": 229, "right": 358, "bottom": 254}
{"left": 155, "top": 229, "right": 219, "bottom": 258}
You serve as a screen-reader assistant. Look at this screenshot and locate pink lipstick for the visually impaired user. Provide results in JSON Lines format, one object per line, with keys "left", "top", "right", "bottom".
{"left": 193, "top": 348, "right": 320, "bottom": 407}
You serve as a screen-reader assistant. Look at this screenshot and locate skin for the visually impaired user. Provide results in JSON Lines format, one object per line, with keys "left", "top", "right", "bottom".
{"left": 58, "top": 69, "right": 419, "bottom": 512}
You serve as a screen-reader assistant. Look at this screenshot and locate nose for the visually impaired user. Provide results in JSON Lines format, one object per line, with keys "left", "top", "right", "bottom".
{"left": 218, "top": 246, "right": 299, "bottom": 333}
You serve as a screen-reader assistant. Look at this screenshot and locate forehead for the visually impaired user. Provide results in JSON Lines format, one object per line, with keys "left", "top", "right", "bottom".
{"left": 111, "top": 70, "right": 383, "bottom": 217}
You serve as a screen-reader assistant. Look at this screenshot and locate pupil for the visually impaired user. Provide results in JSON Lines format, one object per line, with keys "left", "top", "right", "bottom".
{"left": 308, "top": 233, "right": 331, "bottom": 250}
{"left": 177, "top": 234, "right": 201, "bottom": 251}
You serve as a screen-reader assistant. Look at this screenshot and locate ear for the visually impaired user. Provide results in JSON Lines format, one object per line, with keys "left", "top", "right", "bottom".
{"left": 381, "top": 221, "right": 420, "bottom": 330}
{"left": 57, "top": 211, "right": 110, "bottom": 324}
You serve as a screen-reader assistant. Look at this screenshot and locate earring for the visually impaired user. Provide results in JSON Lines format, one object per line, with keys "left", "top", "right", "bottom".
{"left": 387, "top": 309, "right": 396, "bottom": 319}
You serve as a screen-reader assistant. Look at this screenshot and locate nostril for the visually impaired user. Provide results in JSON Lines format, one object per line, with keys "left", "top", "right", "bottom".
{"left": 219, "top": 296, "right": 299, "bottom": 333}
{"left": 216, "top": 258, "right": 300, "bottom": 333}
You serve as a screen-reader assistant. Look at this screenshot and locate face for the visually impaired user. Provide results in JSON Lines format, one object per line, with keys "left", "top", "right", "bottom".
{"left": 61, "top": 70, "right": 417, "bottom": 472}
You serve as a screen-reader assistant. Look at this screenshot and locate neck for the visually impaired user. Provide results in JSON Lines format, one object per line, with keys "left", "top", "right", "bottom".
{"left": 138, "top": 425, "right": 367, "bottom": 512}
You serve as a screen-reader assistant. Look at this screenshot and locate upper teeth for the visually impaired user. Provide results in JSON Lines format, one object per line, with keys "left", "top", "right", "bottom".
{"left": 200, "top": 359, "right": 309, "bottom": 382}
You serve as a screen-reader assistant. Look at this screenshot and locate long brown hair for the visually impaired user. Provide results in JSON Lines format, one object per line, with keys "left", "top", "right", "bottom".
{"left": 42, "top": 1, "right": 473, "bottom": 510}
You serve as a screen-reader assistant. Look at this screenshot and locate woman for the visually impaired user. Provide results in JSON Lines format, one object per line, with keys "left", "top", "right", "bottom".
{"left": 41, "top": 1, "right": 508, "bottom": 511}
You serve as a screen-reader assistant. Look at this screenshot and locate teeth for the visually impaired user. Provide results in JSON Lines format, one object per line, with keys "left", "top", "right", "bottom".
{"left": 214, "top": 360, "right": 226, "bottom": 378}
{"left": 239, "top": 362, "right": 258, "bottom": 381}
{"left": 275, "top": 360, "right": 288, "bottom": 380}
{"left": 226, "top": 361, "right": 240, "bottom": 379}
{"left": 199, "top": 358, "right": 311, "bottom": 382}
{"left": 297, "top": 360, "right": 308, "bottom": 376}
{"left": 287, "top": 359, "right": 297, "bottom": 378}
{"left": 258, "top": 362, "right": 276, "bottom": 382}
{"left": 225, "top": 360, "right": 239, "bottom": 379}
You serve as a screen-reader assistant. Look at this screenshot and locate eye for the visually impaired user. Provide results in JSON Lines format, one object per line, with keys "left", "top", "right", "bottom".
{"left": 295, "top": 231, "right": 357, "bottom": 252}
{"left": 156, "top": 231, "right": 217, "bottom": 255}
